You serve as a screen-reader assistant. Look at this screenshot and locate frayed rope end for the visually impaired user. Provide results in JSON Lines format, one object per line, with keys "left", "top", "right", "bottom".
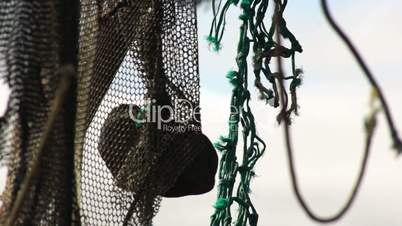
{"left": 206, "top": 35, "right": 222, "bottom": 52}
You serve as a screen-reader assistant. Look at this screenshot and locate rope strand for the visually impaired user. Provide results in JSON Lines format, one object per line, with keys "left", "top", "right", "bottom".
{"left": 321, "top": 0, "right": 402, "bottom": 154}
{"left": 275, "top": 0, "right": 402, "bottom": 223}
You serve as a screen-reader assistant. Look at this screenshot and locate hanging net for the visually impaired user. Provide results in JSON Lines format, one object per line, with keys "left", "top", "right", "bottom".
{"left": 0, "top": 1, "right": 79, "bottom": 225}
{"left": 0, "top": 0, "right": 217, "bottom": 225}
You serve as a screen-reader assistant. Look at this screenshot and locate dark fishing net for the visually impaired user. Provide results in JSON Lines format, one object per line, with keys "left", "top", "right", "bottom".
{"left": 0, "top": 0, "right": 217, "bottom": 225}
{"left": 0, "top": 1, "right": 79, "bottom": 225}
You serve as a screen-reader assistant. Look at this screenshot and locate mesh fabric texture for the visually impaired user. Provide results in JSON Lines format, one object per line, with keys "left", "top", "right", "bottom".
{"left": 0, "top": 0, "right": 209, "bottom": 225}
{"left": 0, "top": 1, "right": 79, "bottom": 225}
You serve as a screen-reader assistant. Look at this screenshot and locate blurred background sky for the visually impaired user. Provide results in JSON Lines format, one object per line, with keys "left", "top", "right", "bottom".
{"left": 0, "top": 0, "right": 401, "bottom": 226}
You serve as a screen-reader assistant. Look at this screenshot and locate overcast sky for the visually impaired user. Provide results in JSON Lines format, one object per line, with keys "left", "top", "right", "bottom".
{"left": 0, "top": 1, "right": 401, "bottom": 226}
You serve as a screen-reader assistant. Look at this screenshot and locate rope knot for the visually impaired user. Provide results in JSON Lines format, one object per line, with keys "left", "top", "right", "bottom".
{"left": 213, "top": 198, "right": 230, "bottom": 211}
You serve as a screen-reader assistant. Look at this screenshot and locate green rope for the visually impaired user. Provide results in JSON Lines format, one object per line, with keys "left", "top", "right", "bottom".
{"left": 208, "top": 0, "right": 302, "bottom": 225}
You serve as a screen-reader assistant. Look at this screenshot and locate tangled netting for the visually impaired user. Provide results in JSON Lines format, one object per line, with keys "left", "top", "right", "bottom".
{"left": 0, "top": 1, "right": 79, "bottom": 225}
{"left": 0, "top": 0, "right": 218, "bottom": 225}
{"left": 207, "top": 0, "right": 303, "bottom": 225}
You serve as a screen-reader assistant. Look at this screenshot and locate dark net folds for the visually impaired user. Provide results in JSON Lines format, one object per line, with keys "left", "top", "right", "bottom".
{"left": 0, "top": 0, "right": 216, "bottom": 225}
{"left": 0, "top": 1, "right": 79, "bottom": 225}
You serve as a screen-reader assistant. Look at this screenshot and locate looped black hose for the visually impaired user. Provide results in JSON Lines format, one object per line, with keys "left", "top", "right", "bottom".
{"left": 282, "top": 119, "right": 374, "bottom": 223}
{"left": 274, "top": 0, "right": 402, "bottom": 223}
{"left": 321, "top": 0, "right": 402, "bottom": 154}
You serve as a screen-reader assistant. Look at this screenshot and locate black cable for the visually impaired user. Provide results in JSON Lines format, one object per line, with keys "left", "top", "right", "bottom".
{"left": 274, "top": 0, "right": 401, "bottom": 223}
{"left": 321, "top": 0, "right": 402, "bottom": 154}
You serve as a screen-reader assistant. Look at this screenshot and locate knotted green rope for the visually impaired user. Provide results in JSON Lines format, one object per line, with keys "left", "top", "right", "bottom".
{"left": 208, "top": 0, "right": 402, "bottom": 225}
{"left": 208, "top": 0, "right": 302, "bottom": 225}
